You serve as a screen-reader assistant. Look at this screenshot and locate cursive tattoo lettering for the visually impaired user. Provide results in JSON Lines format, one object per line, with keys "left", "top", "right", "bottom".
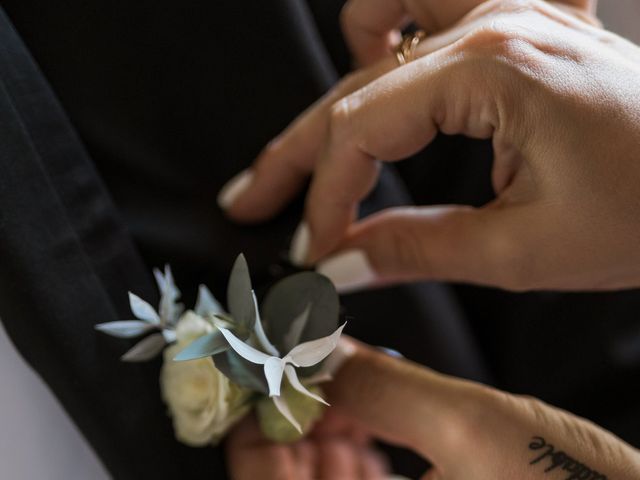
{"left": 528, "top": 436, "right": 608, "bottom": 480}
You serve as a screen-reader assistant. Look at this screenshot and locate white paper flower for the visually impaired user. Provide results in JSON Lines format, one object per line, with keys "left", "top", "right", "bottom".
{"left": 218, "top": 317, "right": 345, "bottom": 433}
{"left": 160, "top": 313, "right": 250, "bottom": 446}
{"left": 96, "top": 266, "right": 222, "bottom": 362}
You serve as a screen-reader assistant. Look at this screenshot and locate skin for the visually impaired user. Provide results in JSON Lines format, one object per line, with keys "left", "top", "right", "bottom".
{"left": 227, "top": 409, "right": 389, "bottom": 480}
{"left": 222, "top": 0, "right": 640, "bottom": 477}
{"left": 223, "top": 0, "right": 640, "bottom": 291}
{"left": 228, "top": 340, "right": 640, "bottom": 479}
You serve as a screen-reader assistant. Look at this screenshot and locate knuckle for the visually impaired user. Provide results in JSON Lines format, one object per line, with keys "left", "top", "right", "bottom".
{"left": 463, "top": 22, "right": 528, "bottom": 59}
{"left": 509, "top": 394, "right": 557, "bottom": 428}
{"left": 329, "top": 97, "right": 351, "bottom": 133}
{"left": 329, "top": 90, "right": 362, "bottom": 138}
{"left": 440, "top": 384, "right": 501, "bottom": 450}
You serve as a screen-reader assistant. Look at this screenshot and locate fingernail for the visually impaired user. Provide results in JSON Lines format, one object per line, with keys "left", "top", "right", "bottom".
{"left": 316, "top": 249, "right": 376, "bottom": 294}
{"left": 217, "top": 169, "right": 254, "bottom": 210}
{"left": 289, "top": 222, "right": 310, "bottom": 266}
{"left": 376, "top": 346, "right": 404, "bottom": 359}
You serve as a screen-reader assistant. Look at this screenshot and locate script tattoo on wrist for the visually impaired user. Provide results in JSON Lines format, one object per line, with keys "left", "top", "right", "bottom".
{"left": 528, "top": 436, "right": 608, "bottom": 480}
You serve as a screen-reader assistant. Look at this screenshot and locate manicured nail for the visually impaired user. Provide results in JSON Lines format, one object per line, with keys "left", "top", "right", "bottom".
{"left": 377, "top": 346, "right": 404, "bottom": 359}
{"left": 217, "top": 169, "right": 254, "bottom": 210}
{"left": 316, "top": 249, "right": 376, "bottom": 294}
{"left": 289, "top": 222, "right": 310, "bottom": 266}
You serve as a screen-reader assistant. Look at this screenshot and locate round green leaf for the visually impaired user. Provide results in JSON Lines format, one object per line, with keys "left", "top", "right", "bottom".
{"left": 262, "top": 272, "right": 339, "bottom": 355}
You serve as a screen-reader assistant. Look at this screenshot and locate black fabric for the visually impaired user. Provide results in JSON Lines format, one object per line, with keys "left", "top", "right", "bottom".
{"left": 0, "top": 2, "right": 488, "bottom": 478}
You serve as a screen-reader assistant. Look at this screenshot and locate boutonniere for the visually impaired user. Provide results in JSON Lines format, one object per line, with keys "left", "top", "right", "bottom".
{"left": 96, "top": 254, "right": 345, "bottom": 445}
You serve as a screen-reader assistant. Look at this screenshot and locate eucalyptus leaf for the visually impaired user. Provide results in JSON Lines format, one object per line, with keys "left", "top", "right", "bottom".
{"left": 227, "top": 254, "right": 256, "bottom": 330}
{"left": 173, "top": 330, "right": 229, "bottom": 362}
{"left": 214, "top": 349, "right": 269, "bottom": 394}
{"left": 262, "top": 272, "right": 339, "bottom": 354}
{"left": 121, "top": 333, "right": 166, "bottom": 362}
{"left": 282, "top": 305, "right": 310, "bottom": 353}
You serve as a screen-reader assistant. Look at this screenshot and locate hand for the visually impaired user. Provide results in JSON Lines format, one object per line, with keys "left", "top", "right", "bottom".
{"left": 218, "top": 0, "right": 640, "bottom": 292}
{"left": 226, "top": 410, "right": 390, "bottom": 479}
{"left": 339, "top": 0, "right": 596, "bottom": 67}
{"left": 321, "top": 339, "right": 640, "bottom": 479}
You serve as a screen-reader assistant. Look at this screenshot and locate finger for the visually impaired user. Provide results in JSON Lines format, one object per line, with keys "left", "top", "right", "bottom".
{"left": 301, "top": 42, "right": 506, "bottom": 264}
{"left": 340, "top": 0, "right": 408, "bottom": 67}
{"left": 341, "top": 0, "right": 491, "bottom": 71}
{"left": 420, "top": 468, "right": 446, "bottom": 480}
{"left": 219, "top": 57, "right": 397, "bottom": 223}
{"left": 317, "top": 439, "right": 361, "bottom": 479}
{"left": 315, "top": 204, "right": 538, "bottom": 292}
{"left": 324, "top": 339, "right": 484, "bottom": 465}
{"left": 227, "top": 417, "right": 298, "bottom": 480}
{"left": 552, "top": 0, "right": 598, "bottom": 13}
{"left": 358, "top": 445, "right": 391, "bottom": 479}
{"left": 293, "top": 440, "right": 317, "bottom": 480}
{"left": 341, "top": 0, "right": 494, "bottom": 67}
{"left": 341, "top": 0, "right": 597, "bottom": 67}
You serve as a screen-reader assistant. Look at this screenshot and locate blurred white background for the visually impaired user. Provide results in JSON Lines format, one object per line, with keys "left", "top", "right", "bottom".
{"left": 0, "top": 3, "right": 638, "bottom": 479}
{"left": 598, "top": 0, "right": 640, "bottom": 44}
{"left": 0, "top": 322, "right": 109, "bottom": 480}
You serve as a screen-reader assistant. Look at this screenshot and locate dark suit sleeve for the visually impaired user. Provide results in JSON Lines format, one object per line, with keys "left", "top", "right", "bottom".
{"left": 0, "top": 9, "right": 228, "bottom": 479}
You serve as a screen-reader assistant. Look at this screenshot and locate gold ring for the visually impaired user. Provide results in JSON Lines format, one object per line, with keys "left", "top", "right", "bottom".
{"left": 395, "top": 30, "right": 426, "bottom": 66}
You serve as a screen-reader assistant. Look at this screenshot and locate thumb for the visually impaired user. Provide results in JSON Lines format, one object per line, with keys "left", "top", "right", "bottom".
{"left": 324, "top": 338, "right": 482, "bottom": 465}
{"left": 316, "top": 204, "right": 533, "bottom": 293}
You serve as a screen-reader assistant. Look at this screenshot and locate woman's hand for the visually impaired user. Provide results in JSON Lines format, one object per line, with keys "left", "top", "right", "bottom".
{"left": 227, "top": 339, "right": 640, "bottom": 479}
{"left": 339, "top": 0, "right": 596, "bottom": 67}
{"left": 226, "top": 410, "right": 390, "bottom": 479}
{"left": 327, "top": 340, "right": 640, "bottom": 479}
{"left": 218, "top": 0, "right": 640, "bottom": 292}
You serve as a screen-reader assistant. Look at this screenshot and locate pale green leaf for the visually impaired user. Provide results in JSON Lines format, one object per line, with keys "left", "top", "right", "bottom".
{"left": 227, "top": 254, "right": 256, "bottom": 330}
{"left": 173, "top": 331, "right": 228, "bottom": 361}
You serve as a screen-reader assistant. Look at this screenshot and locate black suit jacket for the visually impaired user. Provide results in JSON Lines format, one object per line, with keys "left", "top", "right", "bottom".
{"left": 0, "top": 3, "right": 487, "bottom": 478}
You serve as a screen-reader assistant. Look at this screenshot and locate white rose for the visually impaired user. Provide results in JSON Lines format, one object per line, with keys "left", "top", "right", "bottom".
{"left": 160, "top": 312, "right": 250, "bottom": 446}
{"left": 175, "top": 310, "right": 215, "bottom": 344}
